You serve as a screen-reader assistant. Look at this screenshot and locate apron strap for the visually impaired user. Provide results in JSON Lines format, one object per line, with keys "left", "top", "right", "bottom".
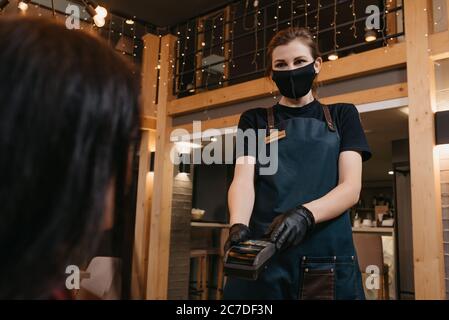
{"left": 322, "top": 104, "right": 336, "bottom": 132}
{"left": 266, "top": 103, "right": 336, "bottom": 132}
{"left": 267, "top": 106, "right": 275, "bottom": 130}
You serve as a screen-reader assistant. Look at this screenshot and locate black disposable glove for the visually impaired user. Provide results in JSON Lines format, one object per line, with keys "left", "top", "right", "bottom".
{"left": 264, "top": 205, "right": 315, "bottom": 251}
{"left": 224, "top": 223, "right": 252, "bottom": 253}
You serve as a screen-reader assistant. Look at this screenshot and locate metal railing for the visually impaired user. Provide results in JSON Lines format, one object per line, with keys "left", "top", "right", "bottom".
{"left": 170, "top": 0, "right": 405, "bottom": 98}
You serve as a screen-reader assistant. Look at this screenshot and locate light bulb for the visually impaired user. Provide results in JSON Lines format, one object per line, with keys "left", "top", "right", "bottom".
{"left": 365, "top": 29, "right": 377, "bottom": 42}
{"left": 18, "top": 1, "right": 28, "bottom": 11}
{"left": 125, "top": 19, "right": 134, "bottom": 25}
{"left": 328, "top": 53, "right": 339, "bottom": 61}
{"left": 95, "top": 5, "right": 107, "bottom": 18}
{"left": 93, "top": 15, "right": 105, "bottom": 27}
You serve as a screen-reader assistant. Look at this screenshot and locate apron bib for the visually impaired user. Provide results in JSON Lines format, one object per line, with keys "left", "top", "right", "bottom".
{"left": 224, "top": 103, "right": 365, "bottom": 300}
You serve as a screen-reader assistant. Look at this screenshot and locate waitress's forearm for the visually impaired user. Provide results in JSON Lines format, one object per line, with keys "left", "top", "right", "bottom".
{"left": 228, "top": 180, "right": 255, "bottom": 226}
{"left": 303, "top": 182, "right": 360, "bottom": 224}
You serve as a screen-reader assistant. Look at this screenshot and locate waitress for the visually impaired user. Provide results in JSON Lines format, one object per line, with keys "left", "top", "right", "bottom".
{"left": 223, "top": 27, "right": 372, "bottom": 300}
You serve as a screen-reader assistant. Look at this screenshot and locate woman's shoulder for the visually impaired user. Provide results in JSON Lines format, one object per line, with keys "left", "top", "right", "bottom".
{"left": 239, "top": 107, "right": 267, "bottom": 122}
{"left": 321, "top": 101, "right": 357, "bottom": 110}
{"left": 237, "top": 106, "right": 271, "bottom": 130}
{"left": 321, "top": 101, "right": 359, "bottom": 118}
{"left": 241, "top": 106, "right": 268, "bottom": 117}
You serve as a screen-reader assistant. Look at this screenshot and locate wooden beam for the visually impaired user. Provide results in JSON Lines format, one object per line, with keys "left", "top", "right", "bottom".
{"left": 320, "top": 82, "right": 407, "bottom": 106}
{"left": 141, "top": 34, "right": 160, "bottom": 117}
{"left": 173, "top": 82, "right": 408, "bottom": 133}
{"left": 167, "top": 42, "right": 406, "bottom": 116}
{"left": 404, "top": 0, "right": 446, "bottom": 299}
{"left": 429, "top": 30, "right": 449, "bottom": 60}
{"left": 131, "top": 33, "right": 159, "bottom": 299}
{"left": 131, "top": 131, "right": 151, "bottom": 299}
{"left": 141, "top": 116, "right": 157, "bottom": 131}
{"left": 146, "top": 34, "right": 177, "bottom": 300}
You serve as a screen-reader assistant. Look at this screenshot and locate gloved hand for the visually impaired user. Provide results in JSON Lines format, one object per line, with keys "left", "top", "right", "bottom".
{"left": 264, "top": 205, "right": 315, "bottom": 251}
{"left": 224, "top": 223, "right": 252, "bottom": 253}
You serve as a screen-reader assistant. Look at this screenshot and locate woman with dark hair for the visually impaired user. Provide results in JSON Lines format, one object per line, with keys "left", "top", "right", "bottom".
{"left": 0, "top": 17, "right": 141, "bottom": 299}
{"left": 224, "top": 27, "right": 372, "bottom": 300}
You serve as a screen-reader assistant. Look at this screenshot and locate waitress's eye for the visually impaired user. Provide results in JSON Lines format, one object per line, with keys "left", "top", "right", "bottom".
{"left": 275, "top": 62, "right": 287, "bottom": 68}
{"left": 294, "top": 59, "right": 306, "bottom": 65}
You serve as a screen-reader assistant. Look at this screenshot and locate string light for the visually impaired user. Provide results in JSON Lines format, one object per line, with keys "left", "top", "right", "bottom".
{"left": 221, "top": 11, "right": 226, "bottom": 84}
{"left": 120, "top": 18, "right": 125, "bottom": 55}
{"left": 195, "top": 22, "right": 202, "bottom": 90}
{"left": 275, "top": 0, "right": 280, "bottom": 31}
{"left": 205, "top": 15, "right": 216, "bottom": 89}
{"left": 252, "top": 0, "right": 259, "bottom": 68}
{"left": 180, "top": 22, "right": 189, "bottom": 90}
{"left": 382, "top": 0, "right": 388, "bottom": 49}
{"left": 304, "top": 0, "right": 308, "bottom": 29}
{"left": 131, "top": 18, "right": 136, "bottom": 69}
{"left": 229, "top": 7, "right": 235, "bottom": 69}
{"left": 349, "top": 0, "right": 357, "bottom": 39}
{"left": 328, "top": 0, "right": 339, "bottom": 61}
{"left": 315, "top": 0, "right": 320, "bottom": 45}
{"left": 289, "top": 0, "right": 293, "bottom": 26}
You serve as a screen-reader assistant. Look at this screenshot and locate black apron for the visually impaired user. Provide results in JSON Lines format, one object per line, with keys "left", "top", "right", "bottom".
{"left": 223, "top": 102, "right": 365, "bottom": 300}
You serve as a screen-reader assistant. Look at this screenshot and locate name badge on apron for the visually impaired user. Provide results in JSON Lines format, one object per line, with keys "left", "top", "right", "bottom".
{"left": 265, "top": 129, "right": 286, "bottom": 144}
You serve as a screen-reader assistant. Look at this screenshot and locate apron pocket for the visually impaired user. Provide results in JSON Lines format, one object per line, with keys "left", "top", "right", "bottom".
{"left": 299, "top": 257, "right": 336, "bottom": 300}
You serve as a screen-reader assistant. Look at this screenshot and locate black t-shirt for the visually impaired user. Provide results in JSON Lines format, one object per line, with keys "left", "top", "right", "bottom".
{"left": 236, "top": 99, "right": 372, "bottom": 162}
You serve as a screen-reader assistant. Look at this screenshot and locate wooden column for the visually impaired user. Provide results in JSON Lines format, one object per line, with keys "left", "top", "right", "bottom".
{"left": 146, "top": 34, "right": 178, "bottom": 299}
{"left": 404, "top": 0, "right": 445, "bottom": 299}
{"left": 131, "top": 33, "right": 159, "bottom": 299}
{"left": 446, "top": 0, "right": 449, "bottom": 31}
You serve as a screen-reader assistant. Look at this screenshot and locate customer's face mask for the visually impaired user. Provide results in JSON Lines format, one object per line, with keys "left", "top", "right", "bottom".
{"left": 271, "top": 61, "right": 317, "bottom": 100}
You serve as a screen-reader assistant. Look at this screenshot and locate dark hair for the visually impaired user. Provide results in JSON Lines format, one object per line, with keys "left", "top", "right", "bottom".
{"left": 266, "top": 27, "right": 321, "bottom": 97}
{"left": 0, "top": 17, "right": 141, "bottom": 299}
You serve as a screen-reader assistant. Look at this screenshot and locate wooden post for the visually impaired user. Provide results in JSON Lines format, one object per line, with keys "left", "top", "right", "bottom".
{"left": 447, "top": 0, "right": 449, "bottom": 32}
{"left": 131, "top": 33, "right": 159, "bottom": 299}
{"left": 404, "top": 0, "right": 446, "bottom": 299}
{"left": 146, "top": 34, "right": 177, "bottom": 299}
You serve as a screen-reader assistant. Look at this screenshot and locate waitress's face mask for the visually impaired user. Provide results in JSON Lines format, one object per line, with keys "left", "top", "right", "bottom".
{"left": 271, "top": 60, "right": 317, "bottom": 100}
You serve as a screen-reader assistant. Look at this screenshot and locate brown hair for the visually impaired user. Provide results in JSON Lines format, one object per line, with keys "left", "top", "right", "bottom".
{"left": 266, "top": 27, "right": 321, "bottom": 97}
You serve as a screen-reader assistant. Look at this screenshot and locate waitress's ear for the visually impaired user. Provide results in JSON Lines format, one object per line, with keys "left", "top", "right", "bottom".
{"left": 314, "top": 57, "right": 323, "bottom": 74}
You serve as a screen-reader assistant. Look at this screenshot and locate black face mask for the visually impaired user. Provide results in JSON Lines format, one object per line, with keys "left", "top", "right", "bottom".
{"left": 271, "top": 61, "right": 317, "bottom": 100}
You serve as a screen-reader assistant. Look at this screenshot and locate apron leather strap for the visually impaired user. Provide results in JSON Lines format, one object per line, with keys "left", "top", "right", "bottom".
{"left": 266, "top": 103, "right": 336, "bottom": 133}
{"left": 267, "top": 106, "right": 275, "bottom": 130}
{"left": 322, "top": 104, "right": 336, "bottom": 132}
